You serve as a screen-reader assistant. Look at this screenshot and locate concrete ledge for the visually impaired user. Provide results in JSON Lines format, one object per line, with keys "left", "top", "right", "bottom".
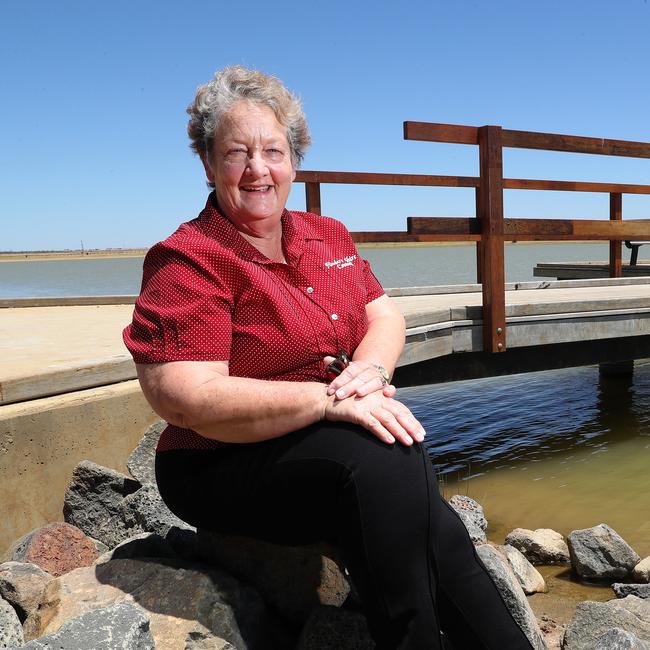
{"left": 1, "top": 304, "right": 136, "bottom": 405}
{"left": 0, "top": 295, "right": 137, "bottom": 308}
{"left": 0, "top": 380, "right": 158, "bottom": 558}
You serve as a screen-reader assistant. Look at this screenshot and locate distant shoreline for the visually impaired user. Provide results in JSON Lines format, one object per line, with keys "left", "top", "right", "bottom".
{"left": 0, "top": 249, "right": 149, "bottom": 262}
{"left": 0, "top": 240, "right": 605, "bottom": 261}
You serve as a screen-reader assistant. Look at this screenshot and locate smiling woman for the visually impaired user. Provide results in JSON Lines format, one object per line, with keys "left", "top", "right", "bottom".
{"left": 122, "top": 66, "right": 535, "bottom": 649}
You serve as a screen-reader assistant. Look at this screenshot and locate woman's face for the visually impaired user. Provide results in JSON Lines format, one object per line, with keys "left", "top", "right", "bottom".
{"left": 203, "top": 101, "right": 296, "bottom": 230}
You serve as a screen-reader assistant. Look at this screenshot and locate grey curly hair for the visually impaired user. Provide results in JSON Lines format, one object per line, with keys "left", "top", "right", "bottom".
{"left": 187, "top": 65, "right": 311, "bottom": 168}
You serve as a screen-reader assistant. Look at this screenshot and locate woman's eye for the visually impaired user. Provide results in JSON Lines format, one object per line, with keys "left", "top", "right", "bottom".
{"left": 225, "top": 149, "right": 248, "bottom": 162}
{"left": 265, "top": 148, "right": 284, "bottom": 161}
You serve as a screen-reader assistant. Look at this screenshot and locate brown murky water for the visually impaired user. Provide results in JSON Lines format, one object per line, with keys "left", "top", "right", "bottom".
{"left": 400, "top": 361, "right": 650, "bottom": 622}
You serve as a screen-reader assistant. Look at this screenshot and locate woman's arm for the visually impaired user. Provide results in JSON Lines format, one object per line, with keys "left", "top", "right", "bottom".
{"left": 326, "top": 294, "right": 406, "bottom": 399}
{"left": 136, "top": 357, "right": 424, "bottom": 446}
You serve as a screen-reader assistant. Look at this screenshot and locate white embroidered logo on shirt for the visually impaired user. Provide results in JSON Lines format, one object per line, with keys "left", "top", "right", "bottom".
{"left": 324, "top": 255, "right": 357, "bottom": 270}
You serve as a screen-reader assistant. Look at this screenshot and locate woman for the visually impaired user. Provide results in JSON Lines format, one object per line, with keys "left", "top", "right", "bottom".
{"left": 123, "top": 66, "right": 533, "bottom": 650}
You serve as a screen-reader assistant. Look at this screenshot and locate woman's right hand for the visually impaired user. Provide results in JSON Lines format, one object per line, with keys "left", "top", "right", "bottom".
{"left": 323, "top": 390, "right": 426, "bottom": 446}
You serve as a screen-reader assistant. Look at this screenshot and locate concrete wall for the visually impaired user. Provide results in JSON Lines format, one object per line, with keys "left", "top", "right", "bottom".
{"left": 0, "top": 380, "right": 158, "bottom": 558}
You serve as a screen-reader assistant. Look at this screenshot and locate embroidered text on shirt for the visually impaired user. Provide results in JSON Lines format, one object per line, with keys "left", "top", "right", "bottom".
{"left": 324, "top": 255, "right": 357, "bottom": 270}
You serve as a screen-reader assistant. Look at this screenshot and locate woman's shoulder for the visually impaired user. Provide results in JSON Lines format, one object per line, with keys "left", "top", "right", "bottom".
{"left": 287, "top": 210, "right": 353, "bottom": 240}
{"left": 144, "top": 217, "right": 232, "bottom": 268}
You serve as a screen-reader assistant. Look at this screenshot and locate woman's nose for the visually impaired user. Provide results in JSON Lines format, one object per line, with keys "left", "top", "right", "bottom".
{"left": 245, "top": 153, "right": 267, "bottom": 177}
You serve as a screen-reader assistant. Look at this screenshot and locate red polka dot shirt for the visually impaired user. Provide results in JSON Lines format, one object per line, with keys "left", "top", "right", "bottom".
{"left": 123, "top": 194, "right": 385, "bottom": 451}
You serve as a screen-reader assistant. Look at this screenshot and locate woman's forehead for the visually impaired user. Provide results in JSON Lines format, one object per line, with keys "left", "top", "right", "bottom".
{"left": 217, "top": 101, "right": 287, "bottom": 143}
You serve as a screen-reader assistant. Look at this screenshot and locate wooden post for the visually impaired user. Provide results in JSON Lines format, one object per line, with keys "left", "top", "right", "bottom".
{"left": 475, "top": 188, "right": 484, "bottom": 283}
{"left": 477, "top": 126, "right": 506, "bottom": 352}
{"left": 609, "top": 192, "right": 623, "bottom": 278}
{"left": 305, "top": 182, "right": 322, "bottom": 215}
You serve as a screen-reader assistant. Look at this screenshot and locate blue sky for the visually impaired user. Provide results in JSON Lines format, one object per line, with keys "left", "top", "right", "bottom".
{"left": 2, "top": 0, "right": 650, "bottom": 250}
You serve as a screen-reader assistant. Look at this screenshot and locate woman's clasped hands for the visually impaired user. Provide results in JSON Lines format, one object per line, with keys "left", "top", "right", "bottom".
{"left": 322, "top": 357, "right": 426, "bottom": 447}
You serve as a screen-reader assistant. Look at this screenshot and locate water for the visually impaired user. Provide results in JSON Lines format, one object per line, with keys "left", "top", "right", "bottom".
{"left": 0, "top": 242, "right": 634, "bottom": 298}
{"left": 0, "top": 256, "right": 145, "bottom": 298}
{"left": 399, "top": 365, "right": 650, "bottom": 558}
{"left": 3, "top": 244, "right": 649, "bottom": 574}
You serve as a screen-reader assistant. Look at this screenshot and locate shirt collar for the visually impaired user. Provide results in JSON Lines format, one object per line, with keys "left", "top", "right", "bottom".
{"left": 197, "top": 193, "right": 322, "bottom": 266}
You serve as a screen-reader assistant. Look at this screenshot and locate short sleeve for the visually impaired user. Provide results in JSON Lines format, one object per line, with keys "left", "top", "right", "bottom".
{"left": 123, "top": 242, "right": 233, "bottom": 363}
{"left": 361, "top": 258, "right": 385, "bottom": 303}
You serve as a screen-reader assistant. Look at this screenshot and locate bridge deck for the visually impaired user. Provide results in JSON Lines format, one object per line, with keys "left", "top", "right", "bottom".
{"left": 3, "top": 277, "right": 650, "bottom": 405}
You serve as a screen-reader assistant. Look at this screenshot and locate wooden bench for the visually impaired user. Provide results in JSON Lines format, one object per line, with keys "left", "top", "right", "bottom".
{"left": 624, "top": 241, "right": 649, "bottom": 266}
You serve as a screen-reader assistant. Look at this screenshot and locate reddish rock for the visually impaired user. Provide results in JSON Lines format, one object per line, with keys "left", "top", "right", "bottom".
{"left": 10, "top": 522, "right": 98, "bottom": 577}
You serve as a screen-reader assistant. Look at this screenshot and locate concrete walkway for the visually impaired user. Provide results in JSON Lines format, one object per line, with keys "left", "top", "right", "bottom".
{"left": 1, "top": 304, "right": 135, "bottom": 405}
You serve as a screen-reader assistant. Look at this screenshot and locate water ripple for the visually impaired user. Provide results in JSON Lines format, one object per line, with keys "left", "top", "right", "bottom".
{"left": 399, "top": 363, "right": 650, "bottom": 476}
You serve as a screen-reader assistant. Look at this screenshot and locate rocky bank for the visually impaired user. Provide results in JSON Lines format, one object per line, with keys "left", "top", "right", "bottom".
{"left": 1, "top": 421, "right": 649, "bottom": 649}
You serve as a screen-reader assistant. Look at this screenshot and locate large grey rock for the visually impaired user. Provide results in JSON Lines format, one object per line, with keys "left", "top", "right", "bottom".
{"left": 505, "top": 528, "right": 570, "bottom": 565}
{"left": 120, "top": 484, "right": 192, "bottom": 536}
{"left": 167, "top": 527, "right": 350, "bottom": 625}
{"left": 501, "top": 545, "right": 546, "bottom": 595}
{"left": 20, "top": 601, "right": 154, "bottom": 649}
{"left": 475, "top": 544, "right": 547, "bottom": 650}
{"left": 633, "top": 556, "right": 650, "bottom": 583}
{"left": 594, "top": 627, "right": 649, "bottom": 650}
{"left": 95, "top": 532, "right": 178, "bottom": 565}
{"left": 0, "top": 595, "right": 24, "bottom": 648}
{"left": 127, "top": 421, "right": 166, "bottom": 486}
{"left": 567, "top": 524, "right": 640, "bottom": 579}
{"left": 563, "top": 596, "right": 650, "bottom": 649}
{"left": 0, "top": 561, "right": 52, "bottom": 624}
{"left": 31, "top": 558, "right": 275, "bottom": 650}
{"left": 63, "top": 460, "right": 140, "bottom": 543}
{"left": 81, "top": 482, "right": 193, "bottom": 549}
{"left": 448, "top": 495, "right": 488, "bottom": 544}
{"left": 612, "top": 583, "right": 650, "bottom": 599}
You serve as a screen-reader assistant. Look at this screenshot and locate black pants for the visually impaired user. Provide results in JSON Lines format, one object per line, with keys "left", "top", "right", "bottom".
{"left": 155, "top": 421, "right": 533, "bottom": 650}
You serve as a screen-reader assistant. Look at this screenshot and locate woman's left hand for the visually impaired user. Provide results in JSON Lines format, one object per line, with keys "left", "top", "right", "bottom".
{"left": 324, "top": 357, "right": 397, "bottom": 400}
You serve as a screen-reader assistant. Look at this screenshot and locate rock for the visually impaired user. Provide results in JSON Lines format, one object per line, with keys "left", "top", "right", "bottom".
{"left": 612, "top": 583, "right": 650, "bottom": 599}
{"left": 127, "top": 420, "right": 166, "bottom": 486}
{"left": 538, "top": 614, "right": 564, "bottom": 650}
{"left": 501, "top": 545, "right": 546, "bottom": 595}
{"left": 184, "top": 629, "right": 236, "bottom": 649}
{"left": 9, "top": 522, "right": 98, "bottom": 577}
{"left": 95, "top": 532, "right": 178, "bottom": 565}
{"left": 563, "top": 596, "right": 650, "bottom": 649}
{"left": 0, "top": 561, "right": 52, "bottom": 624}
{"left": 594, "top": 627, "right": 650, "bottom": 649}
{"left": 0, "top": 595, "right": 24, "bottom": 648}
{"left": 504, "top": 528, "right": 570, "bottom": 565}
{"left": 20, "top": 601, "right": 154, "bottom": 649}
{"left": 567, "top": 524, "right": 640, "bottom": 579}
{"left": 89, "top": 537, "right": 110, "bottom": 555}
{"left": 448, "top": 495, "right": 488, "bottom": 544}
{"left": 31, "top": 557, "right": 275, "bottom": 650}
{"left": 118, "top": 484, "right": 193, "bottom": 537}
{"left": 63, "top": 460, "right": 140, "bottom": 544}
{"left": 296, "top": 605, "right": 374, "bottom": 650}
{"left": 92, "top": 484, "right": 194, "bottom": 548}
{"left": 633, "top": 556, "right": 650, "bottom": 583}
{"left": 475, "top": 544, "right": 547, "bottom": 650}
{"left": 167, "top": 527, "right": 350, "bottom": 624}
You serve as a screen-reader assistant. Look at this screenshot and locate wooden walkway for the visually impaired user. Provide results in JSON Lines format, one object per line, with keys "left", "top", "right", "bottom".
{"left": 3, "top": 277, "right": 650, "bottom": 405}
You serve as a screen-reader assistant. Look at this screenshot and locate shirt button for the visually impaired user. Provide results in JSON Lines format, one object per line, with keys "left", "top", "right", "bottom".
{"left": 331, "top": 313, "right": 339, "bottom": 321}
{"left": 306, "top": 286, "right": 314, "bottom": 293}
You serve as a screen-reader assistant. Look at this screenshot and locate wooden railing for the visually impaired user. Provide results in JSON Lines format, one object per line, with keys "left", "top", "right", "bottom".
{"left": 294, "top": 122, "right": 650, "bottom": 353}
